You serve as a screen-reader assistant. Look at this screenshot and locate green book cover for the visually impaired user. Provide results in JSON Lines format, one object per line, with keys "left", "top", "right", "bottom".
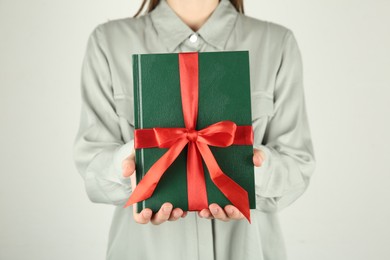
{"left": 132, "top": 51, "right": 255, "bottom": 213}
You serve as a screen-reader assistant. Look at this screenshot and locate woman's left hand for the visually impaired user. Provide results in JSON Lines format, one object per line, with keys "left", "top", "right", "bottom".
{"left": 198, "top": 148, "right": 265, "bottom": 221}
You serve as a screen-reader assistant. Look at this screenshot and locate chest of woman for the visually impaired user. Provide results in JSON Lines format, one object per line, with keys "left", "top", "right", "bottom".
{"left": 99, "top": 15, "right": 285, "bottom": 144}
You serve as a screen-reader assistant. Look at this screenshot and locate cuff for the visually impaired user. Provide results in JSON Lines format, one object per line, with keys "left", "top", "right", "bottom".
{"left": 253, "top": 144, "right": 281, "bottom": 197}
{"left": 113, "top": 139, "right": 134, "bottom": 187}
{"left": 254, "top": 144, "right": 308, "bottom": 200}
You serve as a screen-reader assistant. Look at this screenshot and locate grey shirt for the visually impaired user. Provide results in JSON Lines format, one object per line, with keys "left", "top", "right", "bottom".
{"left": 72, "top": 0, "right": 316, "bottom": 259}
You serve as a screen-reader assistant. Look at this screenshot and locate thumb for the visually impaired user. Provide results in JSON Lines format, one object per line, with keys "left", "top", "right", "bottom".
{"left": 253, "top": 148, "right": 265, "bottom": 167}
{"left": 122, "top": 151, "right": 135, "bottom": 178}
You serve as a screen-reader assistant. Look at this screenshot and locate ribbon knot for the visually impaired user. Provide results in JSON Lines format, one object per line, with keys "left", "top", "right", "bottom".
{"left": 186, "top": 129, "right": 198, "bottom": 142}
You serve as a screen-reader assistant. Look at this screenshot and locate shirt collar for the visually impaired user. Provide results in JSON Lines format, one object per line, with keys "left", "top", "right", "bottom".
{"left": 150, "top": 0, "right": 239, "bottom": 52}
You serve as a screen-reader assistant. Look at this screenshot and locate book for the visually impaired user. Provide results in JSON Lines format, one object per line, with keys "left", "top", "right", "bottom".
{"left": 129, "top": 51, "right": 255, "bottom": 219}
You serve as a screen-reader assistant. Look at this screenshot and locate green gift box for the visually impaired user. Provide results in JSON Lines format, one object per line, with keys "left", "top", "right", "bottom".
{"left": 124, "top": 51, "right": 255, "bottom": 222}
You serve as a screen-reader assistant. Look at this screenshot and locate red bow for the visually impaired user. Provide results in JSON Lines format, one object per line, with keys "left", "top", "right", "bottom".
{"left": 124, "top": 52, "right": 253, "bottom": 223}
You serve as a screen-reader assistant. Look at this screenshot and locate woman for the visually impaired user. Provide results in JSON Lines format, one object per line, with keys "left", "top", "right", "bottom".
{"left": 73, "top": 0, "right": 316, "bottom": 259}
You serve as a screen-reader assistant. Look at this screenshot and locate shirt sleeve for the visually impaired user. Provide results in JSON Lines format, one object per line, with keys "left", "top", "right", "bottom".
{"left": 72, "top": 24, "right": 134, "bottom": 206}
{"left": 254, "top": 29, "right": 316, "bottom": 213}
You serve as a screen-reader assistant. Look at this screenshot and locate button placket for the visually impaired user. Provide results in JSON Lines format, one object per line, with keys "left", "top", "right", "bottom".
{"left": 182, "top": 33, "right": 203, "bottom": 52}
{"left": 189, "top": 33, "right": 198, "bottom": 43}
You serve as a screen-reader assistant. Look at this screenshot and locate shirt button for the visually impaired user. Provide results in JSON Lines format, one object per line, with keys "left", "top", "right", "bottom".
{"left": 189, "top": 33, "right": 198, "bottom": 43}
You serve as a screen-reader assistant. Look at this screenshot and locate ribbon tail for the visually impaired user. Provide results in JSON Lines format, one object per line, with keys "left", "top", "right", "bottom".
{"left": 187, "top": 142, "right": 208, "bottom": 210}
{"left": 196, "top": 142, "right": 251, "bottom": 223}
{"left": 124, "top": 139, "right": 188, "bottom": 208}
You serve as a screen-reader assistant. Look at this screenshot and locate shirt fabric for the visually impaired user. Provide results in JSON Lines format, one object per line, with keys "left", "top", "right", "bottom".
{"left": 72, "top": 0, "right": 316, "bottom": 259}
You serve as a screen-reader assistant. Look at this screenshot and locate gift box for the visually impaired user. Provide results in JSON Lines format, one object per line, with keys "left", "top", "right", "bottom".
{"left": 124, "top": 51, "right": 255, "bottom": 222}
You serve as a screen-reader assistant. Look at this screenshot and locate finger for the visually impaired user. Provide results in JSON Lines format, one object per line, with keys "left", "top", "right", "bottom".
{"left": 209, "top": 203, "right": 229, "bottom": 221}
{"left": 151, "top": 203, "right": 173, "bottom": 225}
{"left": 259, "top": 149, "right": 266, "bottom": 163}
{"left": 133, "top": 207, "right": 153, "bottom": 224}
{"left": 122, "top": 152, "right": 135, "bottom": 178}
{"left": 253, "top": 148, "right": 264, "bottom": 167}
{"left": 198, "top": 208, "right": 214, "bottom": 219}
{"left": 168, "top": 208, "right": 184, "bottom": 221}
{"left": 224, "top": 205, "right": 245, "bottom": 220}
{"left": 181, "top": 211, "right": 188, "bottom": 218}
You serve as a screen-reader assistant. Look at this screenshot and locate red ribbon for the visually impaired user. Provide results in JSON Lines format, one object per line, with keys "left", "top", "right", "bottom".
{"left": 124, "top": 52, "right": 254, "bottom": 223}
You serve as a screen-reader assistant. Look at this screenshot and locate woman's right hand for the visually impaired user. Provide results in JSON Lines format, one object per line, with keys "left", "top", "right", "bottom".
{"left": 122, "top": 151, "right": 188, "bottom": 225}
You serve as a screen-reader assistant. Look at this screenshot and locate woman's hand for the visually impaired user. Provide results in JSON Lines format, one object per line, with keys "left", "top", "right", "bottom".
{"left": 198, "top": 148, "right": 266, "bottom": 221}
{"left": 122, "top": 151, "right": 188, "bottom": 225}
{"left": 122, "top": 147, "right": 265, "bottom": 223}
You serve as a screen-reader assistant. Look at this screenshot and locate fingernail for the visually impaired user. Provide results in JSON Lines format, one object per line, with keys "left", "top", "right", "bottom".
{"left": 211, "top": 208, "right": 218, "bottom": 214}
{"left": 163, "top": 205, "right": 172, "bottom": 213}
{"left": 143, "top": 211, "right": 151, "bottom": 218}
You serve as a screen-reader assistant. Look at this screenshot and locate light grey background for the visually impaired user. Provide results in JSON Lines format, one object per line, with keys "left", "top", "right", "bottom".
{"left": 1, "top": 0, "right": 389, "bottom": 259}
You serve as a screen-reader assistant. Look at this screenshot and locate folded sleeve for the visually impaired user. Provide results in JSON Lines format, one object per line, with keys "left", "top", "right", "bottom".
{"left": 72, "top": 24, "right": 134, "bottom": 206}
{"left": 254, "top": 29, "right": 316, "bottom": 212}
